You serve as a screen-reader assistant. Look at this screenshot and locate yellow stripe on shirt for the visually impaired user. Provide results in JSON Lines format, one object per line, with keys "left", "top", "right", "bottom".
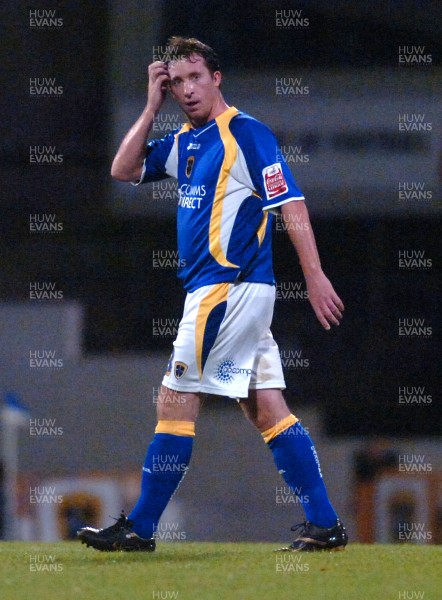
{"left": 256, "top": 211, "right": 268, "bottom": 246}
{"left": 208, "top": 107, "right": 240, "bottom": 268}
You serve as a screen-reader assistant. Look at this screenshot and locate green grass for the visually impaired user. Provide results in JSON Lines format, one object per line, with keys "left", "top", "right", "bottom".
{"left": 1, "top": 542, "right": 441, "bottom": 600}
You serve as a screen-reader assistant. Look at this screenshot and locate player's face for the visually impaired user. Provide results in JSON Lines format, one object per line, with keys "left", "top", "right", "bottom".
{"left": 167, "top": 55, "right": 222, "bottom": 127}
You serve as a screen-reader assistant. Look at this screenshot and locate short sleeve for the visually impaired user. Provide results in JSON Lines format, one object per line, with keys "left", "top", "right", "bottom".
{"left": 230, "top": 116, "right": 305, "bottom": 211}
{"left": 133, "top": 130, "right": 178, "bottom": 185}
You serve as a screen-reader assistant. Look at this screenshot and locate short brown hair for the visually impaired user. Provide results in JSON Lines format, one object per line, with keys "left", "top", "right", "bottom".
{"left": 167, "top": 36, "right": 221, "bottom": 74}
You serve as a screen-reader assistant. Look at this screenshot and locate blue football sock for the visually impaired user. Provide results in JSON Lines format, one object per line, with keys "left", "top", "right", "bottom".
{"left": 129, "top": 433, "right": 193, "bottom": 539}
{"left": 268, "top": 421, "right": 338, "bottom": 528}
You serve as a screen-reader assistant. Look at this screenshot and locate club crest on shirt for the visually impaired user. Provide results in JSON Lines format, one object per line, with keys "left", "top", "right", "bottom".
{"left": 262, "top": 162, "right": 288, "bottom": 200}
{"left": 185, "top": 156, "right": 195, "bottom": 178}
{"left": 174, "top": 361, "right": 188, "bottom": 379}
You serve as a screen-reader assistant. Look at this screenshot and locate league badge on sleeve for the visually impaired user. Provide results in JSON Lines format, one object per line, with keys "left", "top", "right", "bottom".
{"left": 262, "top": 163, "right": 288, "bottom": 200}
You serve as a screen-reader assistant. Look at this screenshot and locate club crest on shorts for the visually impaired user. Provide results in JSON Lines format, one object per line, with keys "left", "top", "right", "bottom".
{"left": 185, "top": 156, "right": 195, "bottom": 178}
{"left": 174, "top": 361, "right": 188, "bottom": 379}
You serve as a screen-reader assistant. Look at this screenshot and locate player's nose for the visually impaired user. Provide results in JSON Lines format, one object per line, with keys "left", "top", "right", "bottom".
{"left": 183, "top": 81, "right": 193, "bottom": 96}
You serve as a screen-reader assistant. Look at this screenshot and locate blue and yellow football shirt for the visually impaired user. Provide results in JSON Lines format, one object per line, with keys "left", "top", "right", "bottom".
{"left": 137, "top": 106, "right": 304, "bottom": 292}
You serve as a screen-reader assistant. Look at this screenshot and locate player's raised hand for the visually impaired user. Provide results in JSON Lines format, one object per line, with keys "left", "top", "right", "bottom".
{"left": 305, "top": 271, "right": 344, "bottom": 330}
{"left": 111, "top": 61, "right": 170, "bottom": 182}
{"left": 146, "top": 61, "right": 170, "bottom": 114}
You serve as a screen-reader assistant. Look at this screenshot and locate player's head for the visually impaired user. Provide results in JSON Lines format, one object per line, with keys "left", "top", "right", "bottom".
{"left": 166, "top": 36, "right": 221, "bottom": 75}
{"left": 165, "top": 36, "right": 225, "bottom": 127}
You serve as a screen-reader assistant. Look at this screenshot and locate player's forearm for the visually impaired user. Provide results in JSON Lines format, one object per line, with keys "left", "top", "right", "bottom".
{"left": 281, "top": 201, "right": 322, "bottom": 278}
{"left": 111, "top": 106, "right": 156, "bottom": 182}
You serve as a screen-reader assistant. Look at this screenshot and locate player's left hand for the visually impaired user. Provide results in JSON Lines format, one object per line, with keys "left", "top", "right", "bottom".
{"left": 305, "top": 271, "right": 344, "bottom": 330}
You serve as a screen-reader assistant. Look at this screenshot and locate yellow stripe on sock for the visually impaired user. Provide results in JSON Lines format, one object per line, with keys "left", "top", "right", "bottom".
{"left": 261, "top": 414, "right": 298, "bottom": 444}
{"left": 155, "top": 420, "right": 195, "bottom": 437}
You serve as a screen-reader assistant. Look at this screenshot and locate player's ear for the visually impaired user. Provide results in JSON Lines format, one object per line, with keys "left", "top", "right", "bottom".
{"left": 213, "top": 71, "right": 222, "bottom": 87}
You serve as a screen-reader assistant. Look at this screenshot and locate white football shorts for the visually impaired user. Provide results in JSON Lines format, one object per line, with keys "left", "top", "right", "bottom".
{"left": 162, "top": 281, "right": 286, "bottom": 397}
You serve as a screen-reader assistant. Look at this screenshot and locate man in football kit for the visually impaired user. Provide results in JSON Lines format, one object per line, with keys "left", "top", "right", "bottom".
{"left": 78, "top": 37, "right": 347, "bottom": 552}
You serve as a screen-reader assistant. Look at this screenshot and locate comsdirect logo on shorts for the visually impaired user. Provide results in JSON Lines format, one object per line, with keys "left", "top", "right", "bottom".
{"left": 214, "top": 359, "right": 252, "bottom": 384}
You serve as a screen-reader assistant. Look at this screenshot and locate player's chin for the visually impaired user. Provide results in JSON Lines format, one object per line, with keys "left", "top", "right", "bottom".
{"left": 184, "top": 102, "right": 207, "bottom": 118}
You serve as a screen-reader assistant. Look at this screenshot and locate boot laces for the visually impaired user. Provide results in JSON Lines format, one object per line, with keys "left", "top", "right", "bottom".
{"left": 290, "top": 521, "right": 310, "bottom": 533}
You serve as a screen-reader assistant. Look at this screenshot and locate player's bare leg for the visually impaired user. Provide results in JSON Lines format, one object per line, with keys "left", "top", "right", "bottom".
{"left": 156, "top": 385, "right": 200, "bottom": 421}
{"left": 239, "top": 388, "right": 347, "bottom": 551}
{"left": 239, "top": 388, "right": 290, "bottom": 431}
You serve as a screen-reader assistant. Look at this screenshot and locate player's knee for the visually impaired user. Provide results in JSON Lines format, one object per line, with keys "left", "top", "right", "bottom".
{"left": 239, "top": 402, "right": 273, "bottom": 432}
{"left": 241, "top": 388, "right": 290, "bottom": 431}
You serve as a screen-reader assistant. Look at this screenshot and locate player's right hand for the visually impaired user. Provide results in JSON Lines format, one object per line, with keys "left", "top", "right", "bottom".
{"left": 146, "top": 61, "right": 170, "bottom": 114}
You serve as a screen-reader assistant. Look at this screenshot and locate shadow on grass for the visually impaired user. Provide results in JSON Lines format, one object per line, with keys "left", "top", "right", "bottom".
{"left": 69, "top": 542, "right": 255, "bottom": 565}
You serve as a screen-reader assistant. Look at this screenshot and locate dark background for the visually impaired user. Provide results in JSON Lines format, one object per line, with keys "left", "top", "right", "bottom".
{"left": 2, "top": 1, "right": 441, "bottom": 436}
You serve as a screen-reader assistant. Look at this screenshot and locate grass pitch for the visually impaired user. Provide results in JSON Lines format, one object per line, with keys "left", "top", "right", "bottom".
{"left": 1, "top": 542, "right": 441, "bottom": 600}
